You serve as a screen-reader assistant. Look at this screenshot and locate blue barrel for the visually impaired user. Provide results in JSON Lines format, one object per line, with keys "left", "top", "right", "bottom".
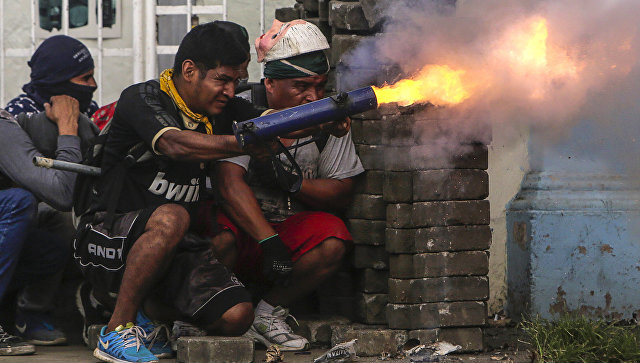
{"left": 233, "top": 86, "right": 378, "bottom": 147}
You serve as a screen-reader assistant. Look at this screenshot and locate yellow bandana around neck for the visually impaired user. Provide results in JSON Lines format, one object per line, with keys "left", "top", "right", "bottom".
{"left": 159, "top": 68, "right": 213, "bottom": 135}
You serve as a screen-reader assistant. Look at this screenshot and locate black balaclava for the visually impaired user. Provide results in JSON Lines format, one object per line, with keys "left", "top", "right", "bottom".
{"left": 22, "top": 35, "right": 97, "bottom": 111}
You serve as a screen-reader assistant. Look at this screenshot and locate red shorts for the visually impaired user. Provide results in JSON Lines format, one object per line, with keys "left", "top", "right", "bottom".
{"left": 216, "top": 211, "right": 352, "bottom": 280}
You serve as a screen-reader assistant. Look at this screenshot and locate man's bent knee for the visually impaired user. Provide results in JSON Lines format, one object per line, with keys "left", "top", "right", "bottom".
{"left": 2, "top": 188, "right": 37, "bottom": 217}
{"left": 216, "top": 302, "right": 254, "bottom": 336}
{"left": 316, "top": 237, "right": 347, "bottom": 265}
{"left": 211, "top": 230, "right": 236, "bottom": 256}
{"left": 147, "top": 204, "right": 190, "bottom": 241}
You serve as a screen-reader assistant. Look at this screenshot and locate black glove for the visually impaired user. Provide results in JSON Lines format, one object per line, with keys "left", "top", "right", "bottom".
{"left": 260, "top": 234, "right": 293, "bottom": 286}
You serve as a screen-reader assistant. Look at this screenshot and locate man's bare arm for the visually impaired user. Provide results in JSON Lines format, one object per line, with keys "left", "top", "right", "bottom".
{"left": 156, "top": 129, "right": 244, "bottom": 161}
{"left": 294, "top": 177, "right": 354, "bottom": 210}
{"left": 216, "top": 161, "right": 277, "bottom": 241}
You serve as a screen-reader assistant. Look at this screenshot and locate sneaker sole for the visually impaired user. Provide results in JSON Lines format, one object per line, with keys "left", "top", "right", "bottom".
{"left": 0, "top": 345, "right": 36, "bottom": 356}
{"left": 245, "top": 326, "right": 309, "bottom": 352}
{"left": 93, "top": 348, "right": 159, "bottom": 363}
{"left": 28, "top": 337, "right": 67, "bottom": 346}
{"left": 153, "top": 351, "right": 174, "bottom": 358}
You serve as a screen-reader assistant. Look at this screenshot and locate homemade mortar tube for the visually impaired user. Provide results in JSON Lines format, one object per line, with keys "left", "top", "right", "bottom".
{"left": 233, "top": 86, "right": 378, "bottom": 147}
{"left": 33, "top": 156, "right": 102, "bottom": 176}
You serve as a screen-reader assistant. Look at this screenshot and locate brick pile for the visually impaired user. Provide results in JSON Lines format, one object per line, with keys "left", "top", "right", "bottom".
{"left": 275, "top": 0, "right": 491, "bottom": 353}
{"left": 330, "top": 0, "right": 391, "bottom": 326}
{"left": 384, "top": 109, "right": 490, "bottom": 351}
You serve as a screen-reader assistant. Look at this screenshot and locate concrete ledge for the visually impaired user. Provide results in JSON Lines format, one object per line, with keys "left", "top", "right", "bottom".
{"left": 177, "top": 336, "right": 254, "bottom": 363}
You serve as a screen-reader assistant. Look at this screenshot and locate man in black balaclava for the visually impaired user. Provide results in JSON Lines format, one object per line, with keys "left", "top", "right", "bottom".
{"left": 5, "top": 35, "right": 98, "bottom": 117}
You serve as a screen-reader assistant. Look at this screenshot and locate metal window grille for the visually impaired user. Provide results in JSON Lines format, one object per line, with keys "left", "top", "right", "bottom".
{"left": 0, "top": 0, "right": 266, "bottom": 106}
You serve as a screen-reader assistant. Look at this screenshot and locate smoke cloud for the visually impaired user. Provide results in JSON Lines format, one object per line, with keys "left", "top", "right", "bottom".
{"left": 342, "top": 0, "right": 640, "bottom": 174}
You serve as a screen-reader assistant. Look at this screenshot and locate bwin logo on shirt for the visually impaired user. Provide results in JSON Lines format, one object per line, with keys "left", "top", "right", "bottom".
{"left": 148, "top": 172, "right": 200, "bottom": 202}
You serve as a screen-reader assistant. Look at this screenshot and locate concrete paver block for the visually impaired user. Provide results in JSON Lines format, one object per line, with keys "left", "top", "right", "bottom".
{"left": 385, "top": 225, "right": 492, "bottom": 253}
{"left": 355, "top": 144, "right": 385, "bottom": 171}
{"left": 292, "top": 317, "right": 350, "bottom": 344}
{"left": 384, "top": 144, "right": 488, "bottom": 171}
{"left": 353, "top": 245, "right": 389, "bottom": 270}
{"left": 346, "top": 193, "right": 386, "bottom": 220}
{"left": 381, "top": 114, "right": 419, "bottom": 147}
{"left": 353, "top": 170, "right": 384, "bottom": 194}
{"left": 407, "top": 328, "right": 439, "bottom": 345}
{"left": 329, "top": 1, "right": 370, "bottom": 31}
{"left": 356, "top": 268, "right": 389, "bottom": 293}
{"left": 383, "top": 171, "right": 413, "bottom": 203}
{"left": 275, "top": 7, "right": 301, "bottom": 22}
{"left": 331, "top": 34, "right": 368, "bottom": 66}
{"left": 389, "top": 251, "right": 489, "bottom": 278}
{"left": 348, "top": 219, "right": 386, "bottom": 245}
{"left": 438, "top": 327, "right": 484, "bottom": 352}
{"left": 389, "top": 276, "right": 489, "bottom": 303}
{"left": 355, "top": 293, "right": 388, "bottom": 325}
{"left": 351, "top": 119, "right": 385, "bottom": 145}
{"left": 387, "top": 301, "right": 487, "bottom": 329}
{"left": 413, "top": 170, "right": 489, "bottom": 201}
{"left": 318, "top": 0, "right": 329, "bottom": 20}
{"left": 359, "top": 0, "right": 392, "bottom": 28}
{"left": 176, "top": 336, "right": 253, "bottom": 363}
{"left": 301, "top": 0, "right": 319, "bottom": 13}
{"left": 331, "top": 324, "right": 407, "bottom": 356}
{"left": 386, "top": 200, "right": 490, "bottom": 228}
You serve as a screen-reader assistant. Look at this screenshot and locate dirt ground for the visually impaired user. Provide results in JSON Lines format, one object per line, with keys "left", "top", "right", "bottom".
{"left": 0, "top": 322, "right": 534, "bottom": 363}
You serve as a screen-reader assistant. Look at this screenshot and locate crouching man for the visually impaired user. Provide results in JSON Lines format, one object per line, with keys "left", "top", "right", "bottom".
{"left": 73, "top": 21, "right": 267, "bottom": 363}
{"left": 0, "top": 95, "right": 92, "bottom": 354}
{"left": 212, "top": 20, "right": 364, "bottom": 352}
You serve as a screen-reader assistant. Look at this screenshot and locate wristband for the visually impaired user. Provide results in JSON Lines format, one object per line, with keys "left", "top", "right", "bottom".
{"left": 258, "top": 233, "right": 279, "bottom": 245}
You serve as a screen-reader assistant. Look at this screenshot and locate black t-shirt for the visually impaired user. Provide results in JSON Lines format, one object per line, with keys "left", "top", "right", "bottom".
{"left": 98, "top": 79, "right": 261, "bottom": 213}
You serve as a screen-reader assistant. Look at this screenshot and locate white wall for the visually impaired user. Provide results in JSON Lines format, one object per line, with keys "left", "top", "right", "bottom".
{"left": 487, "top": 123, "right": 529, "bottom": 313}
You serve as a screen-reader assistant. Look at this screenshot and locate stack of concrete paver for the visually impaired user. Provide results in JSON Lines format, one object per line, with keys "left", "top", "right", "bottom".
{"left": 273, "top": 0, "right": 492, "bottom": 355}
{"left": 329, "top": 0, "right": 391, "bottom": 327}
{"left": 346, "top": 112, "right": 390, "bottom": 325}
{"left": 384, "top": 108, "right": 491, "bottom": 351}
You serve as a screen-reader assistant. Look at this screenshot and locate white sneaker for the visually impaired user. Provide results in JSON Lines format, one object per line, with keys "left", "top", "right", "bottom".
{"left": 245, "top": 306, "right": 309, "bottom": 351}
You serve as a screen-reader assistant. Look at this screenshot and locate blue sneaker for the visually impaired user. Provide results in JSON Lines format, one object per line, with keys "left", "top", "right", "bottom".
{"left": 136, "top": 311, "right": 173, "bottom": 358}
{"left": 15, "top": 310, "right": 67, "bottom": 346}
{"left": 94, "top": 323, "right": 158, "bottom": 363}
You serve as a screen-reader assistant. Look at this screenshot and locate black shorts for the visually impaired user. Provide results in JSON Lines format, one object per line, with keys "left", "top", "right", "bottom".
{"left": 73, "top": 207, "right": 250, "bottom": 322}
